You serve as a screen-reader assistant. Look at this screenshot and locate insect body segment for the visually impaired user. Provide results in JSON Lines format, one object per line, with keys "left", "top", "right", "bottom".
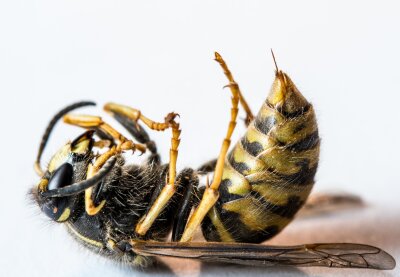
{"left": 201, "top": 68, "right": 320, "bottom": 243}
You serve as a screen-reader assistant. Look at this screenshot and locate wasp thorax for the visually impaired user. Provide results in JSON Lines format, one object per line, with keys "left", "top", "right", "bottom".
{"left": 267, "top": 71, "right": 309, "bottom": 114}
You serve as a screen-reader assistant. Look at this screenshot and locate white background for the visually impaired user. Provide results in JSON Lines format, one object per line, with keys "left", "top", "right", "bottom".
{"left": 0, "top": 1, "right": 399, "bottom": 276}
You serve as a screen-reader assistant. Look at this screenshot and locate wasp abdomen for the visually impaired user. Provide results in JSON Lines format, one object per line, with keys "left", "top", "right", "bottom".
{"left": 202, "top": 72, "right": 320, "bottom": 243}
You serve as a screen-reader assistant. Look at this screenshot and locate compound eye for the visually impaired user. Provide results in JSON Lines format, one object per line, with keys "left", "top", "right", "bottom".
{"left": 48, "top": 163, "right": 73, "bottom": 190}
{"left": 42, "top": 163, "right": 74, "bottom": 222}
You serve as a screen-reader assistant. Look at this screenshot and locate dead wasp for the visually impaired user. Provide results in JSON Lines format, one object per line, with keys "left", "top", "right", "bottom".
{"left": 31, "top": 52, "right": 395, "bottom": 270}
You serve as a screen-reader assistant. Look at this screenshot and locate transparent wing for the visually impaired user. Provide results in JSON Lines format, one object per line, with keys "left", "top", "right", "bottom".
{"left": 131, "top": 241, "right": 395, "bottom": 270}
{"left": 298, "top": 192, "right": 364, "bottom": 217}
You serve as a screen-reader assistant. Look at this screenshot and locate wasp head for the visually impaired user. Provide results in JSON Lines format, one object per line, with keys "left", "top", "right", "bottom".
{"left": 33, "top": 130, "right": 95, "bottom": 222}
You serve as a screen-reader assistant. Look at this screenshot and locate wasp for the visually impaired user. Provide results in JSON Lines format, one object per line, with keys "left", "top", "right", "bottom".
{"left": 31, "top": 52, "right": 395, "bottom": 270}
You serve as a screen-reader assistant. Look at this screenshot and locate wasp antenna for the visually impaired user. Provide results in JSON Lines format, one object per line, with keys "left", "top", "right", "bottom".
{"left": 41, "top": 156, "right": 117, "bottom": 198}
{"left": 270, "top": 49, "right": 279, "bottom": 72}
{"left": 35, "top": 101, "right": 96, "bottom": 176}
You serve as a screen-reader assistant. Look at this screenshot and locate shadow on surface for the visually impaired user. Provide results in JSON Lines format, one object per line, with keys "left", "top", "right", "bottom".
{"left": 199, "top": 263, "right": 307, "bottom": 277}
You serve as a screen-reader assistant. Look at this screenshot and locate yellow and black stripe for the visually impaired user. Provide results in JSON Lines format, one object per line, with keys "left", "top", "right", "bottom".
{"left": 202, "top": 71, "right": 320, "bottom": 243}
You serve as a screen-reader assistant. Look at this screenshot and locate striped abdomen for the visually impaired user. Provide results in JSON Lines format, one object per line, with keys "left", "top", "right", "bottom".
{"left": 201, "top": 71, "right": 320, "bottom": 243}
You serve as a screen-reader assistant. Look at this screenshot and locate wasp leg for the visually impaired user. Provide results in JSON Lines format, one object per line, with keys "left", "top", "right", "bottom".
{"left": 134, "top": 116, "right": 180, "bottom": 235}
{"left": 63, "top": 114, "right": 147, "bottom": 153}
{"left": 84, "top": 147, "right": 117, "bottom": 215}
{"left": 105, "top": 108, "right": 160, "bottom": 165}
{"left": 179, "top": 53, "right": 240, "bottom": 242}
{"left": 104, "top": 103, "right": 181, "bottom": 167}
{"left": 298, "top": 192, "right": 364, "bottom": 218}
{"left": 214, "top": 52, "right": 254, "bottom": 126}
{"left": 171, "top": 169, "right": 200, "bottom": 242}
{"left": 197, "top": 52, "right": 255, "bottom": 174}
{"left": 141, "top": 168, "right": 200, "bottom": 241}
{"left": 93, "top": 139, "right": 112, "bottom": 149}
{"left": 63, "top": 114, "right": 146, "bottom": 215}
{"left": 103, "top": 103, "right": 182, "bottom": 236}
{"left": 197, "top": 159, "right": 217, "bottom": 174}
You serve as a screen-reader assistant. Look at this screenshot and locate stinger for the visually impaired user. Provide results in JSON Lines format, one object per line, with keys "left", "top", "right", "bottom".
{"left": 271, "top": 49, "right": 279, "bottom": 72}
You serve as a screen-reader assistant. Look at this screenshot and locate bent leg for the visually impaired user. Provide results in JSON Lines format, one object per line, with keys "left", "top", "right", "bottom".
{"left": 180, "top": 52, "right": 240, "bottom": 242}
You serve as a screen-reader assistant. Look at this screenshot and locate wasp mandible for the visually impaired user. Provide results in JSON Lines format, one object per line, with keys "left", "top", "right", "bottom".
{"left": 30, "top": 52, "right": 396, "bottom": 270}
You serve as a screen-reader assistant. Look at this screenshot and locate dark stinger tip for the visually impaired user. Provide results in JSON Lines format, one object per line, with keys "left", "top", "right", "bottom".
{"left": 270, "top": 49, "right": 279, "bottom": 72}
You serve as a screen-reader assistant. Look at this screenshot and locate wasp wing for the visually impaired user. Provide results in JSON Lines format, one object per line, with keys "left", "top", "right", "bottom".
{"left": 298, "top": 192, "right": 364, "bottom": 217}
{"left": 131, "top": 241, "right": 395, "bottom": 270}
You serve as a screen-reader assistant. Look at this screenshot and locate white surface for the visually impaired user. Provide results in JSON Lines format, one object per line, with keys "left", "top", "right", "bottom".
{"left": 1, "top": 1, "right": 399, "bottom": 276}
